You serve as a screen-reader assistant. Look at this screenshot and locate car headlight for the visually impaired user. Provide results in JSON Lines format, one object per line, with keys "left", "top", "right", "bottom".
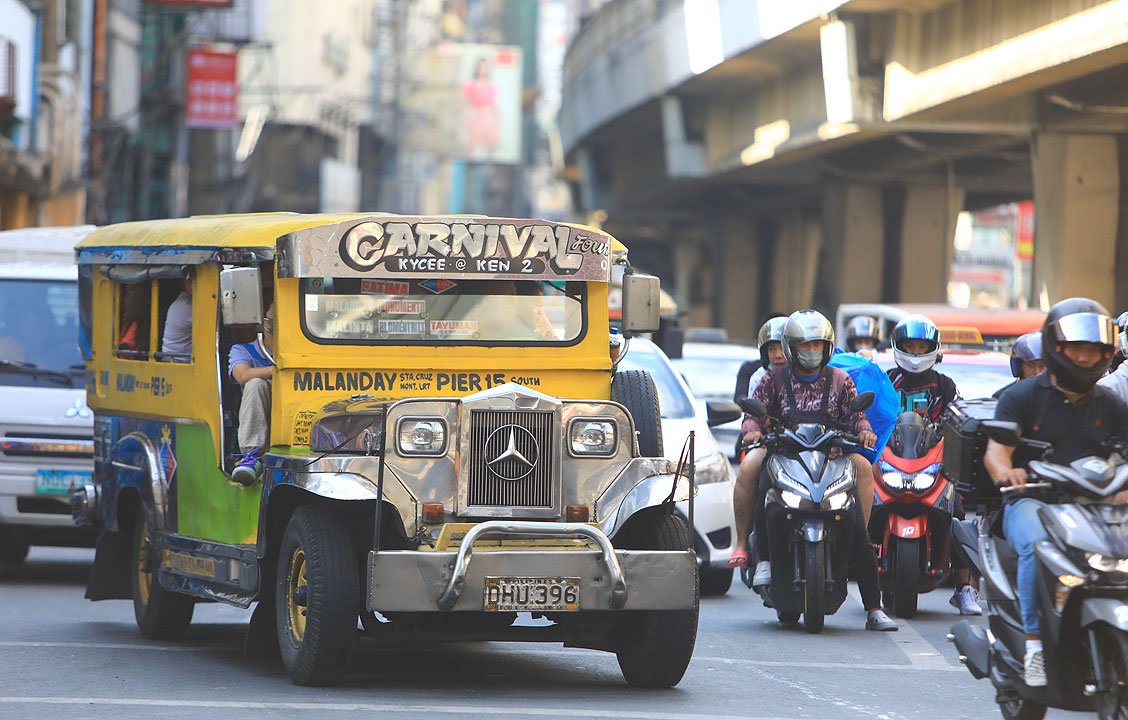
{"left": 396, "top": 417, "right": 447, "bottom": 456}
{"left": 1087, "top": 553, "right": 1128, "bottom": 573}
{"left": 693, "top": 451, "right": 733, "bottom": 485}
{"left": 568, "top": 418, "right": 617, "bottom": 456}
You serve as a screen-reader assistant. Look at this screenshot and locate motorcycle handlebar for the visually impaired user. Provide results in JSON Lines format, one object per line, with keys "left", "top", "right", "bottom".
{"left": 999, "top": 482, "right": 1053, "bottom": 494}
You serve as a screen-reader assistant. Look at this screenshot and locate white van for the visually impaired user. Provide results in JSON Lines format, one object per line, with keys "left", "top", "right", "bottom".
{"left": 0, "top": 226, "right": 96, "bottom": 563}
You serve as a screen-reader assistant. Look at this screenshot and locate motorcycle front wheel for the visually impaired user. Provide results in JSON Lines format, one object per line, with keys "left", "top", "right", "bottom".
{"left": 1096, "top": 627, "right": 1128, "bottom": 720}
{"left": 802, "top": 541, "right": 825, "bottom": 635}
{"left": 892, "top": 538, "right": 922, "bottom": 619}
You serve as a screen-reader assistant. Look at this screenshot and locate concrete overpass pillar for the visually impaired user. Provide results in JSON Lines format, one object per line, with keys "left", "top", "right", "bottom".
{"left": 898, "top": 184, "right": 965, "bottom": 303}
{"left": 717, "top": 219, "right": 761, "bottom": 343}
{"left": 1032, "top": 133, "right": 1119, "bottom": 309}
{"left": 770, "top": 213, "right": 821, "bottom": 314}
{"left": 819, "top": 183, "right": 884, "bottom": 309}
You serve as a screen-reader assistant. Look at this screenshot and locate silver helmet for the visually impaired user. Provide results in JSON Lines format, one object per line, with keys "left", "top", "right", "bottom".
{"left": 781, "top": 310, "right": 835, "bottom": 373}
{"left": 756, "top": 316, "right": 788, "bottom": 367}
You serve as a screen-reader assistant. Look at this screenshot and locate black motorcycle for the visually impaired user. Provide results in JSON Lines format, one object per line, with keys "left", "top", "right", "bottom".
{"left": 950, "top": 421, "right": 1128, "bottom": 720}
{"left": 739, "top": 393, "right": 872, "bottom": 634}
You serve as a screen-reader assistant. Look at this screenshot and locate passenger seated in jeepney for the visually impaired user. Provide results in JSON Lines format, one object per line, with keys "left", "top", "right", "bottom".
{"left": 228, "top": 303, "right": 274, "bottom": 486}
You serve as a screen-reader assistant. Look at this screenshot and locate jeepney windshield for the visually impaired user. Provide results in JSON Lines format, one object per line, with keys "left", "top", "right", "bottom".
{"left": 301, "top": 278, "right": 586, "bottom": 344}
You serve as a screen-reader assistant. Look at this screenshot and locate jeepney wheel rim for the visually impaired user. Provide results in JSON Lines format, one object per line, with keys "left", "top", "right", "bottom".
{"left": 286, "top": 546, "right": 309, "bottom": 643}
{"left": 137, "top": 524, "right": 152, "bottom": 606}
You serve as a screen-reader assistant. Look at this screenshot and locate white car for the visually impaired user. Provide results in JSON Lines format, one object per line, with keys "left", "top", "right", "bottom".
{"left": 671, "top": 341, "right": 756, "bottom": 460}
{"left": 618, "top": 338, "right": 738, "bottom": 595}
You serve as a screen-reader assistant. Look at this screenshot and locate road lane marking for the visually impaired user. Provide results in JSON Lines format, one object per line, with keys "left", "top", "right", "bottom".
{"left": 0, "top": 640, "right": 963, "bottom": 671}
{"left": 0, "top": 641, "right": 213, "bottom": 652}
{"left": 847, "top": 585, "right": 953, "bottom": 669}
{"left": 0, "top": 698, "right": 783, "bottom": 719}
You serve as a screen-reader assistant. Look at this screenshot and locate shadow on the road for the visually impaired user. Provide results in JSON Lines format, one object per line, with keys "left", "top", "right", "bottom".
{"left": 0, "top": 558, "right": 92, "bottom": 586}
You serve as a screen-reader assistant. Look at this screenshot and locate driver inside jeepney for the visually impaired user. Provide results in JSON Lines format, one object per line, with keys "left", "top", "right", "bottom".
{"left": 301, "top": 278, "right": 581, "bottom": 344}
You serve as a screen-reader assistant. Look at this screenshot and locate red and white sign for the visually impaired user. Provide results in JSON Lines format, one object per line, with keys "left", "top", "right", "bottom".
{"left": 185, "top": 48, "right": 238, "bottom": 129}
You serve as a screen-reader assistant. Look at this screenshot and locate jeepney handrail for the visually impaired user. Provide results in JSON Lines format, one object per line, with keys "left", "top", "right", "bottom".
{"left": 436, "top": 521, "right": 628, "bottom": 611}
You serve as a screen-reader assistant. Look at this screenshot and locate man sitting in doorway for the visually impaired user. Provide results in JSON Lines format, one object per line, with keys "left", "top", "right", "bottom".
{"left": 228, "top": 304, "right": 274, "bottom": 485}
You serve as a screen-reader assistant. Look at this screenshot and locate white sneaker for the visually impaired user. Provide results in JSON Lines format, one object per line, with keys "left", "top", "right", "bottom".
{"left": 752, "top": 560, "right": 771, "bottom": 587}
{"left": 1024, "top": 649, "right": 1047, "bottom": 687}
{"left": 949, "top": 586, "right": 983, "bottom": 616}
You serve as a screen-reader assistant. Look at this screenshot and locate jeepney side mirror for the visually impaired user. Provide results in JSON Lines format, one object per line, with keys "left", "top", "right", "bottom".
{"left": 220, "top": 267, "right": 263, "bottom": 326}
{"left": 621, "top": 271, "right": 661, "bottom": 338}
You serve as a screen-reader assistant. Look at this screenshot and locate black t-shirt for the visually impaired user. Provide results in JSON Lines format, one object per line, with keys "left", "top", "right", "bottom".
{"left": 887, "top": 367, "right": 959, "bottom": 424}
{"left": 994, "top": 373, "right": 1128, "bottom": 467}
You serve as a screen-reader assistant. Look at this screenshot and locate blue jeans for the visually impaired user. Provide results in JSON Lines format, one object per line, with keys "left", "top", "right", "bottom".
{"left": 1003, "top": 498, "right": 1049, "bottom": 636}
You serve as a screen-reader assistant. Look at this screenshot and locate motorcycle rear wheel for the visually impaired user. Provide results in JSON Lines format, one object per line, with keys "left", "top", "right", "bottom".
{"left": 892, "top": 538, "right": 921, "bottom": 619}
{"left": 997, "top": 689, "right": 1046, "bottom": 720}
{"left": 1096, "top": 627, "right": 1128, "bottom": 720}
{"left": 802, "top": 541, "right": 825, "bottom": 635}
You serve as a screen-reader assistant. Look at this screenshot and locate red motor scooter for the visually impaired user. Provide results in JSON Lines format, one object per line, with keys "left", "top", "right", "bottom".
{"left": 869, "top": 411, "right": 960, "bottom": 618}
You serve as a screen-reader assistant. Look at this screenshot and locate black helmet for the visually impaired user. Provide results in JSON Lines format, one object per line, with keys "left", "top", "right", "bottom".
{"left": 1041, "top": 297, "right": 1116, "bottom": 393}
{"left": 845, "top": 315, "right": 882, "bottom": 351}
{"left": 781, "top": 310, "right": 834, "bottom": 373}
{"left": 1009, "top": 331, "right": 1043, "bottom": 378}
{"left": 756, "top": 316, "right": 788, "bottom": 367}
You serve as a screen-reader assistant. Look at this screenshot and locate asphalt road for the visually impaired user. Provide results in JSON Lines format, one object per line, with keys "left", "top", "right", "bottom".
{"left": 1, "top": 548, "right": 1086, "bottom": 720}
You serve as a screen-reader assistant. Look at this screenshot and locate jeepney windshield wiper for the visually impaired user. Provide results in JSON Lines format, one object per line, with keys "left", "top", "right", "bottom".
{"left": 0, "top": 358, "right": 76, "bottom": 385}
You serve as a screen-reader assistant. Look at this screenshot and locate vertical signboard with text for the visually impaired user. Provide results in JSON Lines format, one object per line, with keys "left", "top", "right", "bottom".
{"left": 185, "top": 48, "right": 238, "bottom": 130}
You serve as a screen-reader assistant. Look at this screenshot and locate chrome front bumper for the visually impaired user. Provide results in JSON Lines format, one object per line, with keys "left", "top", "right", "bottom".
{"left": 367, "top": 520, "right": 696, "bottom": 612}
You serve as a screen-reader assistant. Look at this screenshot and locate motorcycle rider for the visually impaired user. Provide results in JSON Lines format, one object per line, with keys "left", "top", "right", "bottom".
{"left": 845, "top": 315, "right": 883, "bottom": 357}
{"left": 733, "top": 316, "right": 788, "bottom": 403}
{"left": 886, "top": 314, "right": 981, "bottom": 615}
{"left": 729, "top": 309, "right": 897, "bottom": 631}
{"left": 985, "top": 297, "right": 1128, "bottom": 687}
{"left": 1098, "top": 312, "right": 1128, "bottom": 404}
{"left": 992, "top": 332, "right": 1044, "bottom": 399}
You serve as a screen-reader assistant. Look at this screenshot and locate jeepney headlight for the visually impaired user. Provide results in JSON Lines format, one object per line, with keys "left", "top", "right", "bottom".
{"left": 397, "top": 418, "right": 447, "bottom": 456}
{"left": 568, "top": 419, "right": 617, "bottom": 456}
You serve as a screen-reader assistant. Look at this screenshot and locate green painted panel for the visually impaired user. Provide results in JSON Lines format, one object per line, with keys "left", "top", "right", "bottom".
{"left": 175, "top": 423, "right": 260, "bottom": 544}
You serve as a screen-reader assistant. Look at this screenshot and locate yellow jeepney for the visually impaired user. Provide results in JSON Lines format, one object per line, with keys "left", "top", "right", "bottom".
{"left": 72, "top": 213, "right": 705, "bottom": 687}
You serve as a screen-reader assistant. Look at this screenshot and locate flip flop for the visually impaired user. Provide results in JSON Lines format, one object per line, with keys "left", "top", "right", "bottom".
{"left": 727, "top": 549, "right": 749, "bottom": 568}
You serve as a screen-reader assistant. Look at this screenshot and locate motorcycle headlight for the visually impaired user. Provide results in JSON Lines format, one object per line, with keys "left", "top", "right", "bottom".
{"left": 693, "top": 451, "right": 733, "bottom": 485}
{"left": 780, "top": 490, "right": 806, "bottom": 509}
{"left": 883, "top": 471, "right": 905, "bottom": 490}
{"left": 396, "top": 417, "right": 447, "bottom": 456}
{"left": 1087, "top": 553, "right": 1128, "bottom": 573}
{"left": 568, "top": 418, "right": 617, "bottom": 456}
{"left": 822, "top": 493, "right": 852, "bottom": 511}
{"left": 911, "top": 473, "right": 936, "bottom": 492}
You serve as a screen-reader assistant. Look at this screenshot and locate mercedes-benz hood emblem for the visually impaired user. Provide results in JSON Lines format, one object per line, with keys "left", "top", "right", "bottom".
{"left": 485, "top": 425, "right": 538, "bottom": 480}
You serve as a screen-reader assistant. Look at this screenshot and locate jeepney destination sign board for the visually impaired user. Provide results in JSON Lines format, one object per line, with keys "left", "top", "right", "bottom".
{"left": 279, "top": 217, "right": 612, "bottom": 282}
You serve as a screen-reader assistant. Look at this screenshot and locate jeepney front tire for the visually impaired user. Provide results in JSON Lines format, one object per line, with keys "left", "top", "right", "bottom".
{"left": 613, "top": 510, "right": 698, "bottom": 688}
{"left": 275, "top": 505, "right": 359, "bottom": 686}
{"left": 612, "top": 370, "right": 664, "bottom": 457}
{"left": 131, "top": 508, "right": 194, "bottom": 640}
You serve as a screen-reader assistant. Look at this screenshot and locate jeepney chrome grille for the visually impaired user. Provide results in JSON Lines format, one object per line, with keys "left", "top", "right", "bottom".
{"left": 467, "top": 410, "right": 554, "bottom": 508}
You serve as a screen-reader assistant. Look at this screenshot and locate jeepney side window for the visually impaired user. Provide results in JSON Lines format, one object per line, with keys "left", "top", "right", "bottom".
{"left": 155, "top": 274, "right": 193, "bottom": 364}
{"left": 116, "top": 281, "right": 152, "bottom": 361}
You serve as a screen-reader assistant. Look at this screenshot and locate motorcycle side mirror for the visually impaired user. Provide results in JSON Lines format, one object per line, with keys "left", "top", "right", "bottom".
{"left": 739, "top": 398, "right": 768, "bottom": 418}
{"left": 706, "top": 400, "right": 743, "bottom": 428}
{"left": 981, "top": 420, "right": 1022, "bottom": 446}
{"left": 850, "top": 391, "right": 875, "bottom": 413}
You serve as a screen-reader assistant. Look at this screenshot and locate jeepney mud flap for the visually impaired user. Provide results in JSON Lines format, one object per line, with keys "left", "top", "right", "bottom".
{"left": 366, "top": 550, "right": 696, "bottom": 612}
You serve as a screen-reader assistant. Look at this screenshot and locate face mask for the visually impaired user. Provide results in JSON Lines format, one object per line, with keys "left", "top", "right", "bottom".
{"left": 796, "top": 348, "right": 823, "bottom": 370}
